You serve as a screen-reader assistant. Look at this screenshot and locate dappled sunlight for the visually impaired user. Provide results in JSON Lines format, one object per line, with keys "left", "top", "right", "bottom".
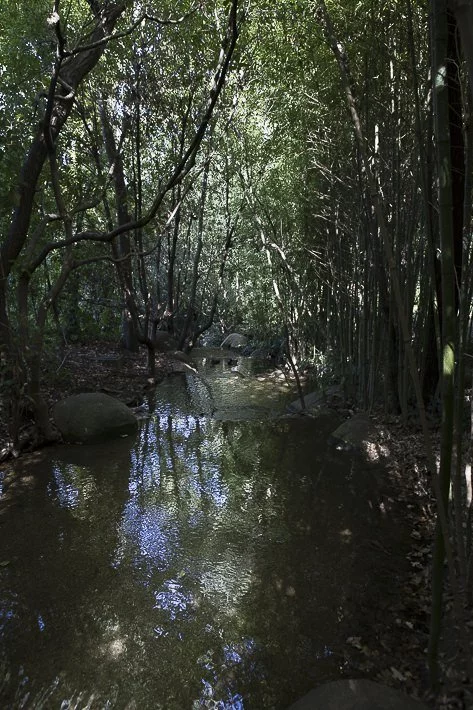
{"left": 273, "top": 577, "right": 297, "bottom": 597}
{"left": 363, "top": 440, "right": 391, "bottom": 462}
{"left": 99, "top": 621, "right": 127, "bottom": 660}
{"left": 199, "top": 557, "right": 255, "bottom": 611}
{"left": 0, "top": 453, "right": 48, "bottom": 505}
{"left": 0, "top": 472, "right": 37, "bottom": 508}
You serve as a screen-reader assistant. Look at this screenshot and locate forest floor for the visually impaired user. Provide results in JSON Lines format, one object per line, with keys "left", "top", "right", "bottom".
{"left": 0, "top": 342, "right": 472, "bottom": 709}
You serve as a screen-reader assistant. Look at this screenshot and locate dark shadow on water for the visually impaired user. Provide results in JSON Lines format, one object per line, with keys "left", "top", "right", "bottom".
{"left": 0, "top": 367, "right": 411, "bottom": 709}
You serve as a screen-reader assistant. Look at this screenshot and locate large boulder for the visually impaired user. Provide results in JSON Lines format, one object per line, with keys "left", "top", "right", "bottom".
{"left": 53, "top": 393, "right": 138, "bottom": 443}
{"left": 288, "top": 679, "right": 428, "bottom": 710}
{"left": 221, "top": 333, "right": 248, "bottom": 349}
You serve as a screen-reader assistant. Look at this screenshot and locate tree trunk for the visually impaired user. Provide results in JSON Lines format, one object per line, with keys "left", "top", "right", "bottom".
{"left": 99, "top": 100, "right": 139, "bottom": 352}
{"left": 179, "top": 157, "right": 211, "bottom": 350}
{"left": 451, "top": 0, "right": 473, "bottom": 97}
{"left": 428, "top": 0, "right": 458, "bottom": 685}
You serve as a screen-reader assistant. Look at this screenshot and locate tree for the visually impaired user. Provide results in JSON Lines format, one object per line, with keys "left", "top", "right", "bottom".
{"left": 1, "top": 0, "right": 133, "bottom": 445}
{"left": 0, "top": 0, "right": 240, "bottom": 449}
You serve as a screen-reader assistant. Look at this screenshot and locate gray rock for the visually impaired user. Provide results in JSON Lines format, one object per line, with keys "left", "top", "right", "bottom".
{"left": 221, "top": 333, "right": 248, "bottom": 348}
{"left": 288, "top": 679, "right": 428, "bottom": 710}
{"left": 329, "top": 413, "right": 374, "bottom": 451}
{"left": 53, "top": 393, "right": 138, "bottom": 443}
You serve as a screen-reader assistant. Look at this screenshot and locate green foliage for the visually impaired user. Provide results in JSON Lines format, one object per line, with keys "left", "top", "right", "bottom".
{"left": 0, "top": 1, "right": 50, "bottom": 209}
{"left": 0, "top": 0, "right": 447, "bottom": 405}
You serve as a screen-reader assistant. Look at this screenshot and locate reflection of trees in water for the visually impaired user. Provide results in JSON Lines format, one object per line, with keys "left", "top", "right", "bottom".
{"left": 0, "top": 440, "right": 138, "bottom": 707}
{"left": 1, "top": 406, "right": 397, "bottom": 707}
{"left": 184, "top": 372, "right": 215, "bottom": 415}
{"left": 115, "top": 413, "right": 295, "bottom": 704}
{"left": 123, "top": 418, "right": 400, "bottom": 707}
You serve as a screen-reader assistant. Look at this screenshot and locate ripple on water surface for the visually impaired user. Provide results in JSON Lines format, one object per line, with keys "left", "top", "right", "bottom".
{"left": 0, "top": 364, "right": 405, "bottom": 708}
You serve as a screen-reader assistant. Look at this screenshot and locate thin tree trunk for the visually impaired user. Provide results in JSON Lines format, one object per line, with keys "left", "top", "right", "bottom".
{"left": 179, "top": 155, "right": 212, "bottom": 351}
{"left": 428, "top": 0, "right": 460, "bottom": 684}
{"left": 99, "top": 100, "right": 139, "bottom": 352}
{"left": 451, "top": 0, "right": 473, "bottom": 97}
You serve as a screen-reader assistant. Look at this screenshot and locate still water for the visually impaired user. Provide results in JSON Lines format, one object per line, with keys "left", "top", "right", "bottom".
{"left": 0, "top": 354, "right": 400, "bottom": 708}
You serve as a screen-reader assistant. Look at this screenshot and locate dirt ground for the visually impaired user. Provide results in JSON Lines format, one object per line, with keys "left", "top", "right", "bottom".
{"left": 0, "top": 343, "right": 472, "bottom": 708}
{"left": 41, "top": 341, "right": 174, "bottom": 407}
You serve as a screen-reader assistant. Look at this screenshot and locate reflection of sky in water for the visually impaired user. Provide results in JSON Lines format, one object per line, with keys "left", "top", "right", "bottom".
{"left": 49, "top": 465, "right": 80, "bottom": 509}
{"left": 129, "top": 444, "right": 161, "bottom": 491}
{"left": 153, "top": 578, "right": 193, "bottom": 621}
{"left": 115, "top": 409, "right": 260, "bottom": 607}
{"left": 224, "top": 643, "right": 243, "bottom": 664}
{"left": 130, "top": 412, "right": 229, "bottom": 511}
{"left": 169, "top": 413, "right": 200, "bottom": 437}
{"left": 0, "top": 604, "right": 15, "bottom": 633}
{"left": 114, "top": 501, "right": 179, "bottom": 573}
{"left": 196, "top": 638, "right": 259, "bottom": 709}
{"left": 189, "top": 467, "right": 228, "bottom": 509}
{"left": 189, "top": 510, "right": 204, "bottom": 528}
{"left": 198, "top": 681, "right": 244, "bottom": 709}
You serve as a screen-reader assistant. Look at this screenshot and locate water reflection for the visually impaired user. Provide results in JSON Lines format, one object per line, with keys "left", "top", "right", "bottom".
{"left": 0, "top": 362, "right": 406, "bottom": 708}
{"left": 154, "top": 579, "right": 193, "bottom": 620}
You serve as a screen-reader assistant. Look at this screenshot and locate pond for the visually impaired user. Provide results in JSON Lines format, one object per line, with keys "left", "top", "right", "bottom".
{"left": 0, "top": 351, "right": 406, "bottom": 709}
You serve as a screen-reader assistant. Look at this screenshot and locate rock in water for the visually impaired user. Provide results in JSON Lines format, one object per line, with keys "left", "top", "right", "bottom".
{"left": 53, "top": 393, "right": 138, "bottom": 443}
{"left": 288, "top": 679, "right": 428, "bottom": 710}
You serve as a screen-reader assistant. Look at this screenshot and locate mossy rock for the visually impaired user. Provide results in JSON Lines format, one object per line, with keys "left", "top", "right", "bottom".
{"left": 53, "top": 392, "right": 138, "bottom": 444}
